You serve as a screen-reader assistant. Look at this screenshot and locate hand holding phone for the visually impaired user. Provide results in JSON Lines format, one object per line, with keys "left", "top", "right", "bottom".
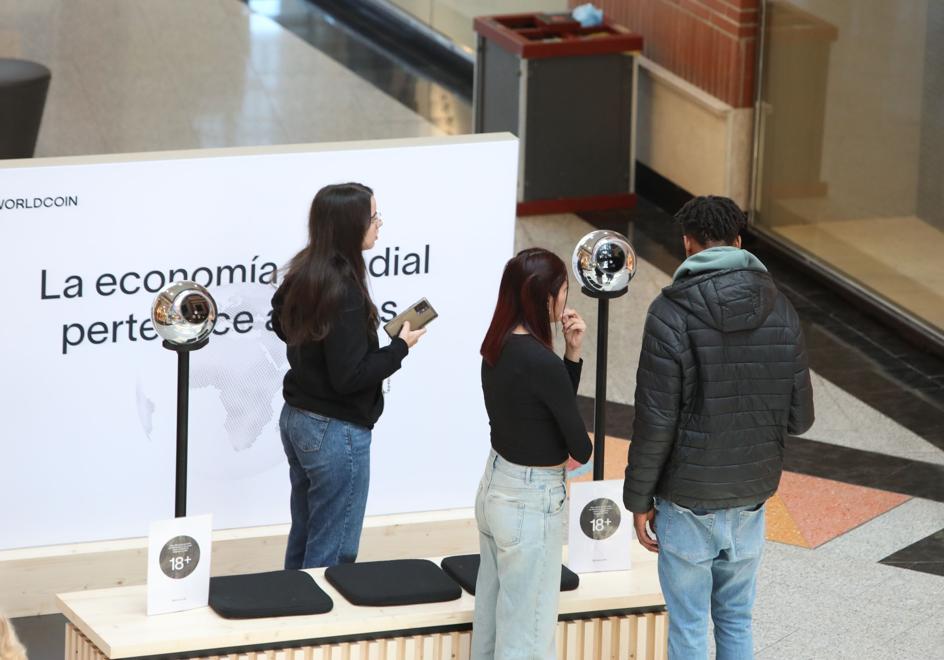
{"left": 397, "top": 321, "right": 426, "bottom": 348}
{"left": 384, "top": 297, "right": 438, "bottom": 340}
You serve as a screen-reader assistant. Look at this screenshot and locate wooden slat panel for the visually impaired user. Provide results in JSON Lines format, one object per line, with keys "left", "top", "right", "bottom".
{"left": 655, "top": 612, "right": 668, "bottom": 660}
{"left": 620, "top": 615, "right": 634, "bottom": 660}
{"left": 565, "top": 620, "right": 580, "bottom": 659}
{"left": 644, "top": 613, "right": 656, "bottom": 660}
{"left": 583, "top": 619, "right": 596, "bottom": 659}
{"left": 600, "top": 616, "right": 615, "bottom": 660}
{"left": 64, "top": 614, "right": 667, "bottom": 660}
{"left": 457, "top": 631, "right": 472, "bottom": 660}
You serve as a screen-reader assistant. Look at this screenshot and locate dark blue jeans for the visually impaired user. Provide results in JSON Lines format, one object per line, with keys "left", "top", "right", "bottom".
{"left": 279, "top": 403, "right": 371, "bottom": 569}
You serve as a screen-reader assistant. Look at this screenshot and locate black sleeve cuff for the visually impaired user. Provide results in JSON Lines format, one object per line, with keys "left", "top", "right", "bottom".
{"left": 563, "top": 357, "right": 582, "bottom": 391}
{"left": 389, "top": 336, "right": 409, "bottom": 360}
{"left": 624, "top": 492, "right": 654, "bottom": 514}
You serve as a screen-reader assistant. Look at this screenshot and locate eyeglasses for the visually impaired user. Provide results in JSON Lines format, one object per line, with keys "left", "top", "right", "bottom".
{"left": 370, "top": 211, "right": 384, "bottom": 227}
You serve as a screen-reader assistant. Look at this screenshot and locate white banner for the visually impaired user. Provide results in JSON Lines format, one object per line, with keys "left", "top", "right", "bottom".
{"left": 0, "top": 135, "right": 518, "bottom": 550}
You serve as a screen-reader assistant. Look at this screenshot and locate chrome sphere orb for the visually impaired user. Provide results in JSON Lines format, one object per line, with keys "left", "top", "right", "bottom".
{"left": 572, "top": 230, "right": 637, "bottom": 295}
{"left": 151, "top": 281, "right": 217, "bottom": 345}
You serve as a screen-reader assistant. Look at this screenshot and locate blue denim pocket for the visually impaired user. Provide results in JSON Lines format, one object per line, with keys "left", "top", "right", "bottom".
{"left": 656, "top": 498, "right": 717, "bottom": 562}
{"left": 734, "top": 504, "right": 766, "bottom": 559}
{"left": 485, "top": 489, "right": 525, "bottom": 548}
{"left": 546, "top": 484, "right": 567, "bottom": 515}
{"left": 293, "top": 408, "right": 331, "bottom": 453}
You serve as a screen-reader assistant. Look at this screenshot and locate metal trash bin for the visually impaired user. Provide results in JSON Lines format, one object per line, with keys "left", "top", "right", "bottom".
{"left": 0, "top": 58, "right": 51, "bottom": 159}
{"left": 473, "top": 13, "right": 642, "bottom": 216}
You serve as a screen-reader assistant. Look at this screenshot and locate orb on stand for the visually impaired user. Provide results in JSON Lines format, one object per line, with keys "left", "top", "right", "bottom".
{"left": 151, "top": 281, "right": 218, "bottom": 517}
{"left": 572, "top": 231, "right": 637, "bottom": 481}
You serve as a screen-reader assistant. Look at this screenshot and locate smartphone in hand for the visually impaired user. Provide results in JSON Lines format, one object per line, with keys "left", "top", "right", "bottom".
{"left": 383, "top": 298, "right": 438, "bottom": 339}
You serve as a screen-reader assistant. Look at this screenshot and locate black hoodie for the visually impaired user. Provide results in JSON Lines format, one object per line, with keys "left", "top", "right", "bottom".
{"left": 623, "top": 261, "right": 814, "bottom": 513}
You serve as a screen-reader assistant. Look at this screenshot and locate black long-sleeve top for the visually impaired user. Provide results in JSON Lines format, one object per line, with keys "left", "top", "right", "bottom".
{"left": 271, "top": 280, "right": 408, "bottom": 429}
{"left": 481, "top": 334, "right": 592, "bottom": 466}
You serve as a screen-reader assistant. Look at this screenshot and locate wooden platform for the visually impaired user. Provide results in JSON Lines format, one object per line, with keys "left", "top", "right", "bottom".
{"left": 58, "top": 548, "right": 666, "bottom": 659}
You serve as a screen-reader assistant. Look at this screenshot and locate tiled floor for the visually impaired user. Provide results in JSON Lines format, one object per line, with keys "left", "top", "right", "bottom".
{"left": 0, "top": 0, "right": 444, "bottom": 157}
{"left": 248, "top": 0, "right": 474, "bottom": 137}
{"left": 5, "top": 1, "right": 944, "bottom": 658}
{"left": 767, "top": 472, "right": 909, "bottom": 549}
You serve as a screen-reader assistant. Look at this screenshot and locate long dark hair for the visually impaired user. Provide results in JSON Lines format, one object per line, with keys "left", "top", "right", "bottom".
{"left": 279, "top": 183, "right": 377, "bottom": 345}
{"left": 481, "top": 248, "right": 568, "bottom": 366}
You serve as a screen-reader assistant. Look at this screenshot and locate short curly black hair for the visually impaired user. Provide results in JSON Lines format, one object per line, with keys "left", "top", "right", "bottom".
{"left": 675, "top": 195, "right": 747, "bottom": 246}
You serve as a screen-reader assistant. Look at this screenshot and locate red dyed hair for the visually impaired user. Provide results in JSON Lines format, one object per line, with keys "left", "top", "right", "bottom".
{"left": 481, "top": 248, "right": 568, "bottom": 366}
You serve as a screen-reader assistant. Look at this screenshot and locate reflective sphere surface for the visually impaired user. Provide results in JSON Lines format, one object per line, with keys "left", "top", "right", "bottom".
{"left": 572, "top": 230, "right": 636, "bottom": 294}
{"left": 151, "top": 281, "right": 217, "bottom": 345}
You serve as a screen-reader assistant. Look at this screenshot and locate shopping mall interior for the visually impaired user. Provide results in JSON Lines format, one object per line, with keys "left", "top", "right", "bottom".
{"left": 1, "top": 1, "right": 942, "bottom": 659}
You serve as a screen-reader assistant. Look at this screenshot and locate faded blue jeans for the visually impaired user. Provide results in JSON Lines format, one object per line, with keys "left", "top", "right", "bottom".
{"left": 472, "top": 450, "right": 567, "bottom": 660}
{"left": 654, "top": 496, "right": 766, "bottom": 660}
{"left": 279, "top": 403, "right": 371, "bottom": 569}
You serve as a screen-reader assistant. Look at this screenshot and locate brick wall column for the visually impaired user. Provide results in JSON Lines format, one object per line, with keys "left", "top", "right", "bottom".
{"left": 569, "top": 0, "right": 759, "bottom": 107}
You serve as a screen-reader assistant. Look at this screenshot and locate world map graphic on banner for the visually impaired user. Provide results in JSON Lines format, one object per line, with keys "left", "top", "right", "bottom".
{"left": 136, "top": 282, "right": 288, "bottom": 478}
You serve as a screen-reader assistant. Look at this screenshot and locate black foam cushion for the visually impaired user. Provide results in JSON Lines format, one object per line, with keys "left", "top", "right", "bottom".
{"left": 209, "top": 570, "right": 333, "bottom": 619}
{"left": 325, "top": 559, "right": 462, "bottom": 606}
{"left": 440, "top": 554, "right": 580, "bottom": 595}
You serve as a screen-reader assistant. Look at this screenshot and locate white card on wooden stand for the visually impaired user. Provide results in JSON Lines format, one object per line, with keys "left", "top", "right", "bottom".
{"left": 567, "top": 480, "right": 632, "bottom": 573}
{"left": 147, "top": 514, "right": 212, "bottom": 615}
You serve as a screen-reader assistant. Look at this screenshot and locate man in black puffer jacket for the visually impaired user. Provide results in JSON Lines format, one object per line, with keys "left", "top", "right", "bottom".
{"left": 624, "top": 196, "right": 814, "bottom": 660}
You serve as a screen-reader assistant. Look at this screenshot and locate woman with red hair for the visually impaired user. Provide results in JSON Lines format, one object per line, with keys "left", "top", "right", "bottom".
{"left": 472, "top": 248, "right": 592, "bottom": 659}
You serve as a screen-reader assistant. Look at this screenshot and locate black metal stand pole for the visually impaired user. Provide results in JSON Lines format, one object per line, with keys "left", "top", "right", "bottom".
{"left": 581, "top": 285, "right": 627, "bottom": 481}
{"left": 175, "top": 349, "right": 190, "bottom": 518}
{"left": 593, "top": 297, "right": 609, "bottom": 481}
{"left": 163, "top": 337, "right": 208, "bottom": 519}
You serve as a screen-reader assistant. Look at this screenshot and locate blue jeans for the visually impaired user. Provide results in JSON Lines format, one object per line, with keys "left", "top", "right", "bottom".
{"left": 654, "top": 496, "right": 766, "bottom": 660}
{"left": 472, "top": 450, "right": 567, "bottom": 660}
{"left": 279, "top": 403, "right": 371, "bottom": 569}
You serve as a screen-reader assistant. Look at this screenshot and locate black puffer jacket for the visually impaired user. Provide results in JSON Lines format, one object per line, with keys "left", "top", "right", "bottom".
{"left": 623, "top": 266, "right": 814, "bottom": 513}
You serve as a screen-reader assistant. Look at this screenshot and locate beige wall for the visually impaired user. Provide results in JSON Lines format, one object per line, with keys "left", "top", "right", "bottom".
{"left": 636, "top": 58, "right": 753, "bottom": 209}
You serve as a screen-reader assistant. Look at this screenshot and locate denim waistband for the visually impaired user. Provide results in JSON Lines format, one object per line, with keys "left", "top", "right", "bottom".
{"left": 487, "top": 449, "right": 565, "bottom": 484}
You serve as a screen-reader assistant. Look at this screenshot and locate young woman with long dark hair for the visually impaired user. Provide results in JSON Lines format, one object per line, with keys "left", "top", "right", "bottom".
{"left": 271, "top": 182, "right": 426, "bottom": 569}
{"left": 472, "top": 247, "right": 592, "bottom": 659}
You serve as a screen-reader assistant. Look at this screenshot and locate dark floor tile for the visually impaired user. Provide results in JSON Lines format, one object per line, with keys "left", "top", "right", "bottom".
{"left": 880, "top": 464, "right": 944, "bottom": 502}
{"left": 817, "top": 365, "right": 939, "bottom": 397}
{"left": 900, "top": 352, "right": 944, "bottom": 378}
{"left": 805, "top": 344, "right": 876, "bottom": 372}
{"left": 577, "top": 400, "right": 944, "bottom": 501}
{"left": 784, "top": 437, "right": 944, "bottom": 502}
{"left": 876, "top": 365, "right": 944, "bottom": 392}
{"left": 880, "top": 561, "right": 944, "bottom": 577}
{"left": 577, "top": 396, "right": 635, "bottom": 437}
{"left": 10, "top": 614, "right": 66, "bottom": 660}
{"left": 879, "top": 529, "right": 944, "bottom": 577}
{"left": 863, "top": 390, "right": 944, "bottom": 428}
{"left": 837, "top": 321, "right": 919, "bottom": 360}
